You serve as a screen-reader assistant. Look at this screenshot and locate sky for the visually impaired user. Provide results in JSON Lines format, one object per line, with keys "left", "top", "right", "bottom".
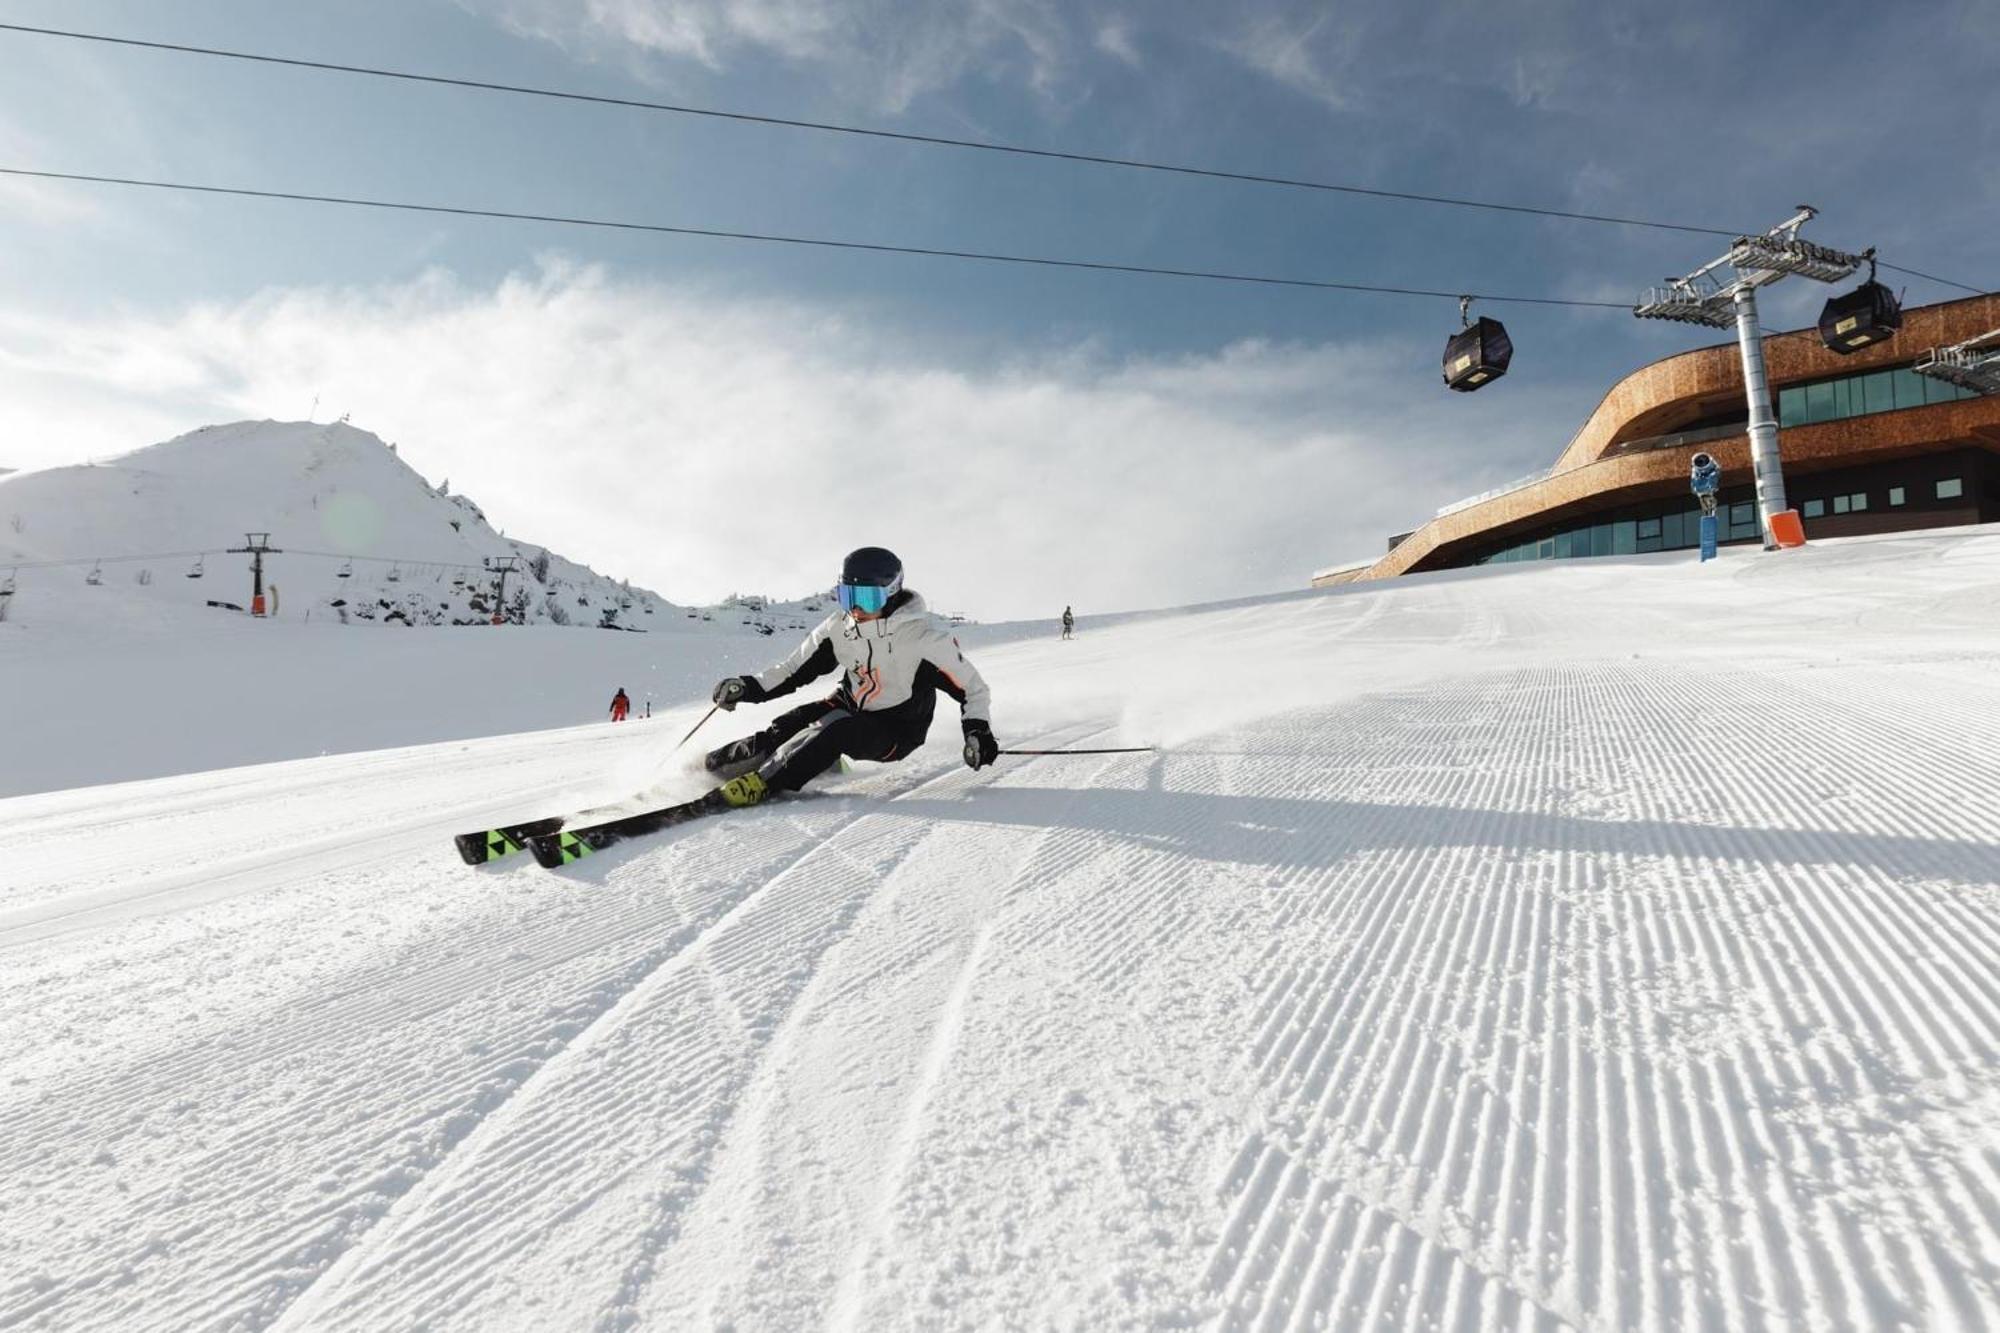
{"left": 0, "top": 0, "right": 1994, "bottom": 617}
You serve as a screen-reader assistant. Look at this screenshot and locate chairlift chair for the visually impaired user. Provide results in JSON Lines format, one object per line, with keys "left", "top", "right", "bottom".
{"left": 85, "top": 561, "right": 104, "bottom": 585}
{"left": 1818, "top": 252, "right": 1901, "bottom": 354}
{"left": 1, "top": 569, "right": 15, "bottom": 596}
{"left": 337, "top": 559, "right": 353, "bottom": 579}
{"left": 387, "top": 563, "right": 402, "bottom": 583}
{"left": 186, "top": 555, "right": 205, "bottom": 579}
{"left": 1443, "top": 297, "right": 1513, "bottom": 392}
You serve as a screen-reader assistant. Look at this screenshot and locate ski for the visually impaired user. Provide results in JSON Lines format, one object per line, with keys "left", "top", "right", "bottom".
{"left": 528, "top": 793, "right": 733, "bottom": 868}
{"left": 454, "top": 816, "right": 566, "bottom": 866}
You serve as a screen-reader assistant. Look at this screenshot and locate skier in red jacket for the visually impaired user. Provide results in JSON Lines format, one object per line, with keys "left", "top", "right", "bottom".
{"left": 609, "top": 688, "right": 631, "bottom": 722}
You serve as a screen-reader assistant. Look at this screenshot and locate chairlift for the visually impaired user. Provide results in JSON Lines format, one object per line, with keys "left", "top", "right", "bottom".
{"left": 1, "top": 569, "right": 15, "bottom": 596}
{"left": 1443, "top": 296, "right": 1513, "bottom": 392}
{"left": 86, "top": 560, "right": 103, "bottom": 586}
{"left": 336, "top": 559, "right": 353, "bottom": 579}
{"left": 1818, "top": 250, "right": 1901, "bottom": 354}
{"left": 186, "top": 554, "right": 205, "bottom": 580}
{"left": 387, "top": 563, "right": 402, "bottom": 583}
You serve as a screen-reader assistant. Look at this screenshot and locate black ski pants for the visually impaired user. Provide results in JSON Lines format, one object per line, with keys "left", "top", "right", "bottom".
{"left": 755, "top": 698, "right": 931, "bottom": 793}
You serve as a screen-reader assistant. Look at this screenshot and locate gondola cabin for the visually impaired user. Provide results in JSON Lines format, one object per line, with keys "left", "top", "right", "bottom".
{"left": 1818, "top": 280, "right": 1901, "bottom": 354}
{"left": 1443, "top": 316, "right": 1513, "bottom": 392}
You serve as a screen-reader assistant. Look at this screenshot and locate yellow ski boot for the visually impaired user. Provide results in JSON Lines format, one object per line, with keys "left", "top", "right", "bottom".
{"left": 719, "top": 772, "right": 770, "bottom": 807}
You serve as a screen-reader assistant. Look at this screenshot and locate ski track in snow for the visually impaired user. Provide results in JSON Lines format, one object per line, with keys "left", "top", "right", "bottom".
{"left": 4, "top": 530, "right": 2000, "bottom": 1331}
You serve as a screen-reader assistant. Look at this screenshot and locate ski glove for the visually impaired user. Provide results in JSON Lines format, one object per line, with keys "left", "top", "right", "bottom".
{"left": 712, "top": 676, "right": 761, "bottom": 711}
{"left": 962, "top": 719, "right": 998, "bottom": 770}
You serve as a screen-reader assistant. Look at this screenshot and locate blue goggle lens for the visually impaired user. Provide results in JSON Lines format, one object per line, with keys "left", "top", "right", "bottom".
{"left": 839, "top": 583, "right": 892, "bottom": 614}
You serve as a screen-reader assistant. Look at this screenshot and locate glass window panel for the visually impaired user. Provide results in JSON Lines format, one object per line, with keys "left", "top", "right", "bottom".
{"left": 1612, "top": 522, "right": 1636, "bottom": 556}
{"left": 1924, "top": 373, "right": 1958, "bottom": 405}
{"left": 1889, "top": 487, "right": 1905, "bottom": 506}
{"left": 1803, "top": 499, "right": 1825, "bottom": 518}
{"left": 1851, "top": 493, "right": 1869, "bottom": 512}
{"left": 1591, "top": 524, "right": 1613, "bottom": 557}
{"left": 1862, "top": 371, "right": 1896, "bottom": 414}
{"left": 1893, "top": 369, "right": 1928, "bottom": 409}
{"left": 1539, "top": 538, "right": 1554, "bottom": 559}
{"left": 1938, "top": 477, "right": 1965, "bottom": 499}
{"left": 1832, "top": 379, "right": 1854, "bottom": 419}
{"left": 1778, "top": 387, "right": 1805, "bottom": 427}
{"left": 1805, "top": 381, "right": 1836, "bottom": 423}
{"left": 1731, "top": 503, "right": 1754, "bottom": 527}
{"left": 1636, "top": 534, "right": 1662, "bottom": 554}
{"left": 1636, "top": 517, "right": 1661, "bottom": 539}
{"left": 1833, "top": 495, "right": 1850, "bottom": 514}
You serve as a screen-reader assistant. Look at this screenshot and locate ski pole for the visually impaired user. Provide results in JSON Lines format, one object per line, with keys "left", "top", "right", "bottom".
{"left": 676, "top": 704, "right": 719, "bottom": 749}
{"left": 999, "top": 746, "right": 1155, "bottom": 756}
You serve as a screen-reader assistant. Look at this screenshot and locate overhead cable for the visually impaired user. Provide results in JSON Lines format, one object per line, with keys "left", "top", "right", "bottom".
{"left": 0, "top": 22, "right": 1984, "bottom": 295}
{"left": 0, "top": 167, "right": 1635, "bottom": 308}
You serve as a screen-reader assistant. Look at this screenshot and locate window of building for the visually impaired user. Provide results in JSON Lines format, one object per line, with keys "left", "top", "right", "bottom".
{"left": 1889, "top": 487, "right": 1905, "bottom": 507}
{"left": 1893, "top": 368, "right": 1929, "bottom": 411}
{"left": 1850, "top": 492, "right": 1869, "bottom": 512}
{"left": 1938, "top": 477, "right": 1965, "bottom": 500}
{"left": 1833, "top": 495, "right": 1850, "bottom": 514}
{"left": 1777, "top": 365, "right": 1974, "bottom": 431}
{"left": 1862, "top": 371, "right": 1897, "bottom": 415}
{"left": 1803, "top": 499, "right": 1825, "bottom": 518}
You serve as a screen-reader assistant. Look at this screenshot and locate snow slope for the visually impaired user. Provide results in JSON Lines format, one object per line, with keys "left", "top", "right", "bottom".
{"left": 0, "top": 420, "right": 837, "bottom": 796}
{"left": 4, "top": 528, "right": 1999, "bottom": 1331}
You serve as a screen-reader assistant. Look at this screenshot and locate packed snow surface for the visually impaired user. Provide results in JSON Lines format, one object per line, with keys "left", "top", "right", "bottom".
{"left": 4, "top": 528, "right": 2000, "bottom": 1331}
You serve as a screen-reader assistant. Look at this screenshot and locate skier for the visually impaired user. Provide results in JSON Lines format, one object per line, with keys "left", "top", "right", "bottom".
{"left": 1061, "top": 605, "right": 1074, "bottom": 640}
{"left": 609, "top": 688, "right": 630, "bottom": 723}
{"left": 701, "top": 547, "right": 997, "bottom": 807}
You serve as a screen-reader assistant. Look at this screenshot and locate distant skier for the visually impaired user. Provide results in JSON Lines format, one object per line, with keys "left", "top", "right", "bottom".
{"left": 701, "top": 547, "right": 997, "bottom": 807}
{"left": 1061, "top": 605, "right": 1074, "bottom": 640}
{"left": 609, "top": 688, "right": 630, "bottom": 723}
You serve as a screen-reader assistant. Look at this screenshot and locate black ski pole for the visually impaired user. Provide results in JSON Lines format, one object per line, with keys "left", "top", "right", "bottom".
{"left": 999, "top": 746, "right": 1155, "bottom": 756}
{"left": 677, "top": 704, "right": 719, "bottom": 749}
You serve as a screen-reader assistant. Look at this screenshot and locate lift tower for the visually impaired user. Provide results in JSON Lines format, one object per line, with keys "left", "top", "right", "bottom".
{"left": 1633, "top": 207, "right": 1867, "bottom": 549}
{"left": 228, "top": 533, "right": 282, "bottom": 617}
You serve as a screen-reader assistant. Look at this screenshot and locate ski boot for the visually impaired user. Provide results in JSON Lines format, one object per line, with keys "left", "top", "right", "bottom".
{"left": 704, "top": 733, "right": 774, "bottom": 781}
{"left": 717, "top": 773, "right": 770, "bottom": 807}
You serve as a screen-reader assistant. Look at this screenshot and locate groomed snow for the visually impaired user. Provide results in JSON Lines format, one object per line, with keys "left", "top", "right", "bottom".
{"left": 4, "top": 528, "right": 1999, "bottom": 1330}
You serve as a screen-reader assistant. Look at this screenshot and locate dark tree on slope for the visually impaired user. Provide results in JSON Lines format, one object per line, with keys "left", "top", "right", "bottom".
{"left": 530, "top": 548, "right": 551, "bottom": 583}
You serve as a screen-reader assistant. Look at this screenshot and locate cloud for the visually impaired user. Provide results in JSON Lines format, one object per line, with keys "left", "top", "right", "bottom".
{"left": 461, "top": 0, "right": 1091, "bottom": 111}
{"left": 0, "top": 261, "right": 1575, "bottom": 617}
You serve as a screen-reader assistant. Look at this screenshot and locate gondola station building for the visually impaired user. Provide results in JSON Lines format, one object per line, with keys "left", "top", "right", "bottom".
{"left": 1325, "top": 293, "right": 2000, "bottom": 583}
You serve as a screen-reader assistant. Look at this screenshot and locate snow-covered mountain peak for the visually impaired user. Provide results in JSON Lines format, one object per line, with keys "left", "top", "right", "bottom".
{"left": 0, "top": 419, "right": 670, "bottom": 629}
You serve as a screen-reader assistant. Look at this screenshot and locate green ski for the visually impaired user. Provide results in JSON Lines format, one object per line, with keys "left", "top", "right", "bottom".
{"left": 454, "top": 817, "right": 566, "bottom": 866}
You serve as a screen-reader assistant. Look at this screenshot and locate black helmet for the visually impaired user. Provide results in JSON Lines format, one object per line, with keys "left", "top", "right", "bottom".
{"left": 838, "top": 547, "right": 904, "bottom": 615}
{"left": 841, "top": 546, "right": 902, "bottom": 585}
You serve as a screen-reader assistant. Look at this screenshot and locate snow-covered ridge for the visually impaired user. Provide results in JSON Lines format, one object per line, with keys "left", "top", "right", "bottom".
{"left": 0, "top": 420, "right": 672, "bottom": 629}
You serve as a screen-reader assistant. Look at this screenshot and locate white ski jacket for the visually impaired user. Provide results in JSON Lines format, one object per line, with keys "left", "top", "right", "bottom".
{"left": 752, "top": 591, "right": 992, "bottom": 724}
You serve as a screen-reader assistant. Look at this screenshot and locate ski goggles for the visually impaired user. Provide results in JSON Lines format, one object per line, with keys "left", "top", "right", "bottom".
{"left": 838, "top": 581, "right": 897, "bottom": 615}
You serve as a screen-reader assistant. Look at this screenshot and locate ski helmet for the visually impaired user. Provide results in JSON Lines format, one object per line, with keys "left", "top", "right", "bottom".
{"left": 838, "top": 546, "right": 904, "bottom": 615}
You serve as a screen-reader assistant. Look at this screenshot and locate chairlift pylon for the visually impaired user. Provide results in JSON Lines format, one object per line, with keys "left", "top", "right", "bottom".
{"left": 1443, "top": 296, "right": 1513, "bottom": 392}
{"left": 1817, "top": 250, "right": 1902, "bottom": 354}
